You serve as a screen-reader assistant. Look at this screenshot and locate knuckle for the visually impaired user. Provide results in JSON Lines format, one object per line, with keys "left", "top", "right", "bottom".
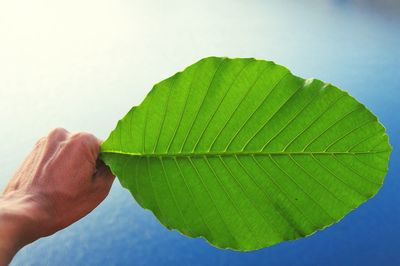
{"left": 71, "top": 132, "right": 94, "bottom": 141}
{"left": 69, "top": 132, "right": 99, "bottom": 148}
{"left": 69, "top": 134, "right": 85, "bottom": 146}
{"left": 36, "top": 136, "right": 47, "bottom": 143}
{"left": 34, "top": 137, "right": 47, "bottom": 147}
{"left": 48, "top": 128, "right": 69, "bottom": 140}
{"left": 49, "top": 127, "right": 67, "bottom": 135}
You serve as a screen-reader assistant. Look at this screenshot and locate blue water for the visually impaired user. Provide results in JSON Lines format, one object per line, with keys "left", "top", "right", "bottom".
{"left": 1, "top": 0, "right": 399, "bottom": 265}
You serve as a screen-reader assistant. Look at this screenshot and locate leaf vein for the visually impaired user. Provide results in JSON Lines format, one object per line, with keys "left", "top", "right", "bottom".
{"left": 224, "top": 71, "right": 291, "bottom": 150}
{"left": 203, "top": 156, "right": 261, "bottom": 247}
{"left": 252, "top": 155, "right": 317, "bottom": 232}
{"left": 283, "top": 94, "right": 346, "bottom": 151}
{"left": 219, "top": 155, "right": 282, "bottom": 241}
{"left": 187, "top": 156, "right": 238, "bottom": 246}
{"left": 208, "top": 63, "right": 274, "bottom": 151}
{"left": 302, "top": 106, "right": 364, "bottom": 151}
{"left": 261, "top": 82, "right": 327, "bottom": 151}
{"left": 173, "top": 157, "right": 214, "bottom": 238}
{"left": 179, "top": 58, "right": 227, "bottom": 152}
{"left": 193, "top": 59, "right": 255, "bottom": 152}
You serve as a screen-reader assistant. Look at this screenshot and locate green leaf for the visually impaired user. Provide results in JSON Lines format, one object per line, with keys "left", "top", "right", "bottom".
{"left": 100, "top": 57, "right": 391, "bottom": 251}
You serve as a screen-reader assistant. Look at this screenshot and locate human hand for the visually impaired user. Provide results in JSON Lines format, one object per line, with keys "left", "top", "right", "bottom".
{"left": 0, "top": 128, "right": 115, "bottom": 265}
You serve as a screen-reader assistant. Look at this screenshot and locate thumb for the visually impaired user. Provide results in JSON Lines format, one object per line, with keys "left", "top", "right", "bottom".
{"left": 93, "top": 159, "right": 115, "bottom": 191}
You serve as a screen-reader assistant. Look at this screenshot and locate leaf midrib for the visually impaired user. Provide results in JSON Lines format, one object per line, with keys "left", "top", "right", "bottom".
{"left": 101, "top": 149, "right": 389, "bottom": 158}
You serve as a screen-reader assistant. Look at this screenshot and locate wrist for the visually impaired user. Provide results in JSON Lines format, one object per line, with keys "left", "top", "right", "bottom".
{"left": 0, "top": 193, "right": 51, "bottom": 250}
{"left": 0, "top": 196, "right": 30, "bottom": 265}
{"left": 0, "top": 208, "right": 24, "bottom": 260}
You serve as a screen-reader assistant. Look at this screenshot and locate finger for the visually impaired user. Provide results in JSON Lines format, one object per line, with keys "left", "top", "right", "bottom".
{"left": 48, "top": 127, "right": 70, "bottom": 142}
{"left": 45, "top": 132, "right": 101, "bottom": 184}
{"left": 42, "top": 128, "right": 70, "bottom": 160}
{"left": 93, "top": 159, "right": 115, "bottom": 191}
{"left": 68, "top": 132, "right": 101, "bottom": 163}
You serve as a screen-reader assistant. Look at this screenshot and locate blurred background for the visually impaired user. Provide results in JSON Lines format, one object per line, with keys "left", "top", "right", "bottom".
{"left": 0, "top": 0, "right": 399, "bottom": 265}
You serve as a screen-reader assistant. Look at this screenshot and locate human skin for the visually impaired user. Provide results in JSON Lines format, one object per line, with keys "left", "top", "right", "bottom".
{"left": 0, "top": 128, "right": 115, "bottom": 265}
